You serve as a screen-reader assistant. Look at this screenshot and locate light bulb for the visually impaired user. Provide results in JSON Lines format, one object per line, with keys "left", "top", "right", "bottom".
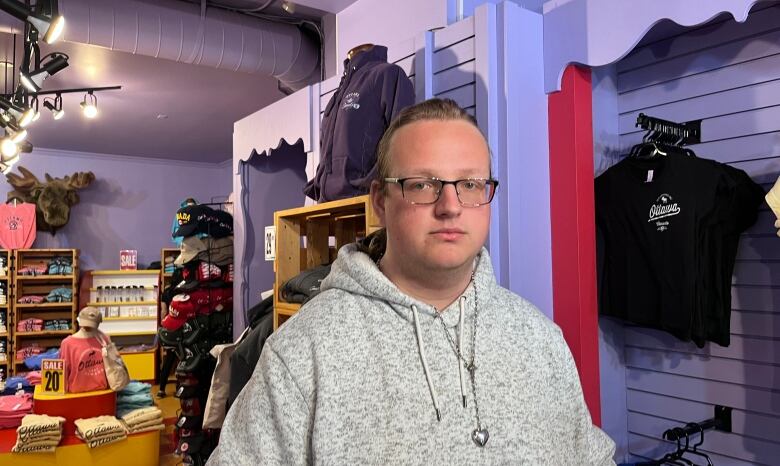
{"left": 1, "top": 139, "right": 19, "bottom": 159}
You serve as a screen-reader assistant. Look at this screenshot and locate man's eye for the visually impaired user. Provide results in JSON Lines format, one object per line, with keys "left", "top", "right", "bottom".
{"left": 408, "top": 181, "right": 433, "bottom": 191}
{"left": 461, "top": 180, "right": 483, "bottom": 191}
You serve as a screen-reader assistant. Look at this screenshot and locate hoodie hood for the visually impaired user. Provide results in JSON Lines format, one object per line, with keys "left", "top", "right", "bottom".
{"left": 321, "top": 243, "right": 497, "bottom": 327}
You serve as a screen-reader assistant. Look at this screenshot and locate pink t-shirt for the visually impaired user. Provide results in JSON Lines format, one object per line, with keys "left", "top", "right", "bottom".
{"left": 60, "top": 335, "right": 109, "bottom": 393}
{"left": 0, "top": 203, "right": 36, "bottom": 249}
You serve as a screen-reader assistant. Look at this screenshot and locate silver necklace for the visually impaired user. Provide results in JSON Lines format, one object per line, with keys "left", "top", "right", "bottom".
{"left": 435, "top": 275, "right": 489, "bottom": 447}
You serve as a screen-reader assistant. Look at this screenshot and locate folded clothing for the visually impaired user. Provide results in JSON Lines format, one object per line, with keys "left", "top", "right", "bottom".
{"left": 45, "top": 287, "right": 73, "bottom": 303}
{"left": 118, "top": 381, "right": 152, "bottom": 396}
{"left": 47, "top": 257, "right": 73, "bottom": 276}
{"left": 14, "top": 414, "right": 64, "bottom": 451}
{"left": 24, "top": 348, "right": 59, "bottom": 370}
{"left": 17, "top": 295, "right": 45, "bottom": 304}
{"left": 15, "top": 345, "right": 42, "bottom": 361}
{"left": 17, "top": 264, "right": 47, "bottom": 276}
{"left": 17, "top": 318, "right": 43, "bottom": 332}
{"left": 25, "top": 371, "right": 41, "bottom": 386}
{"left": 43, "top": 319, "right": 71, "bottom": 331}
{"left": 74, "top": 415, "right": 127, "bottom": 448}
{"left": 120, "top": 407, "right": 162, "bottom": 429}
{"left": 0, "top": 393, "right": 33, "bottom": 429}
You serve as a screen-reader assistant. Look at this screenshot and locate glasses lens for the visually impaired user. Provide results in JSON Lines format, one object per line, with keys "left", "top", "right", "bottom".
{"left": 456, "top": 179, "right": 494, "bottom": 206}
{"left": 401, "top": 178, "right": 441, "bottom": 204}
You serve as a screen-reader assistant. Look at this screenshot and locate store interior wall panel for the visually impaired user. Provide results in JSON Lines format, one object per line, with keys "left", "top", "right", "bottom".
{"left": 241, "top": 142, "right": 308, "bottom": 318}
{"left": 335, "top": 0, "right": 448, "bottom": 75}
{"left": 0, "top": 149, "right": 230, "bottom": 270}
{"left": 602, "top": 4, "right": 780, "bottom": 462}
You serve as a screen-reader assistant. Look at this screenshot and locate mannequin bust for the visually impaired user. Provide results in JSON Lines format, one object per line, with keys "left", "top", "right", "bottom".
{"left": 60, "top": 307, "right": 109, "bottom": 393}
{"left": 347, "top": 43, "right": 374, "bottom": 61}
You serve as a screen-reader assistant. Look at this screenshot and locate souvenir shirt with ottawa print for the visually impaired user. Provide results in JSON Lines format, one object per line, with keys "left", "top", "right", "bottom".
{"left": 59, "top": 335, "right": 108, "bottom": 393}
{"left": 595, "top": 151, "right": 724, "bottom": 343}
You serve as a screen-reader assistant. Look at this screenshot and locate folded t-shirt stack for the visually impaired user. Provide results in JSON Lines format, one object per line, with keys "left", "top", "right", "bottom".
{"left": 0, "top": 393, "right": 33, "bottom": 429}
{"left": 120, "top": 406, "right": 164, "bottom": 434}
{"left": 116, "top": 381, "right": 154, "bottom": 418}
{"left": 12, "top": 414, "right": 65, "bottom": 454}
{"left": 74, "top": 415, "right": 127, "bottom": 448}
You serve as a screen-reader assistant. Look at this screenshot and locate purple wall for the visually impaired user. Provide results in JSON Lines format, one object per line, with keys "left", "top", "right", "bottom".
{"left": 238, "top": 142, "right": 307, "bottom": 316}
{"left": 0, "top": 148, "right": 231, "bottom": 270}
{"left": 335, "top": 0, "right": 447, "bottom": 74}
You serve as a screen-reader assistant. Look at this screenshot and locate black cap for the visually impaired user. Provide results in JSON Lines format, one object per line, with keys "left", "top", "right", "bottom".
{"left": 173, "top": 205, "right": 214, "bottom": 238}
{"left": 207, "top": 209, "right": 233, "bottom": 238}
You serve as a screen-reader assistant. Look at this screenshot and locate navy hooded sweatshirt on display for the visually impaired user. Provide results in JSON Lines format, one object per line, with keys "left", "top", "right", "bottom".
{"left": 304, "top": 45, "right": 415, "bottom": 202}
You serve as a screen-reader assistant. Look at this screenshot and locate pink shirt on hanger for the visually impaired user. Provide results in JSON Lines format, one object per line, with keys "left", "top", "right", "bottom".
{"left": 0, "top": 202, "right": 36, "bottom": 249}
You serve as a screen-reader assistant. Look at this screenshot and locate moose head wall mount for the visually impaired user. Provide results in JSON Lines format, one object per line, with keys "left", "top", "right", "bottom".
{"left": 5, "top": 166, "right": 96, "bottom": 234}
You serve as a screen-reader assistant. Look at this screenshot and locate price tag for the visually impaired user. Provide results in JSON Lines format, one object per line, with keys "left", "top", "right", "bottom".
{"left": 41, "top": 359, "right": 65, "bottom": 395}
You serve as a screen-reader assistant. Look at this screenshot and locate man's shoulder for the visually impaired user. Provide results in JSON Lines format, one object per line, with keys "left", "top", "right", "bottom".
{"left": 488, "top": 285, "right": 562, "bottom": 338}
{"left": 266, "top": 288, "right": 364, "bottom": 349}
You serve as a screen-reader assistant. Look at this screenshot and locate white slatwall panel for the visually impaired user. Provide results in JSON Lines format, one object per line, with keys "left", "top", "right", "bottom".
{"left": 615, "top": 5, "right": 780, "bottom": 464}
{"left": 432, "top": 20, "right": 476, "bottom": 114}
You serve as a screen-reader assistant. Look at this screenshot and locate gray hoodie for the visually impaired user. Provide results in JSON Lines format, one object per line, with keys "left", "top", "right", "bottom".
{"left": 208, "top": 245, "right": 616, "bottom": 465}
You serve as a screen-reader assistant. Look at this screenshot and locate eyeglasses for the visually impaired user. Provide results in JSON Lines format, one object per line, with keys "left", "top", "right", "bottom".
{"left": 384, "top": 177, "right": 499, "bottom": 206}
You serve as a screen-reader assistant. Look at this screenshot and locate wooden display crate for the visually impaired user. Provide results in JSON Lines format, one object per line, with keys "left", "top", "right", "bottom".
{"left": 273, "top": 195, "right": 381, "bottom": 329}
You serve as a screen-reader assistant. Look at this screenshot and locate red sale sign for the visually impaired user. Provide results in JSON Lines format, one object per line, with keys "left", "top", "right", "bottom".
{"left": 120, "top": 250, "right": 138, "bottom": 270}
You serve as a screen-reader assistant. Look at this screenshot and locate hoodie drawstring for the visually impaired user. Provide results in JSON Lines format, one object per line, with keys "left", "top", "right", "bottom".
{"left": 412, "top": 304, "right": 441, "bottom": 421}
{"left": 458, "top": 296, "right": 467, "bottom": 408}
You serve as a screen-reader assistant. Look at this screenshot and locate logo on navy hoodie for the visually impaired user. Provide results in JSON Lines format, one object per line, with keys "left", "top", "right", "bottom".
{"left": 342, "top": 92, "right": 361, "bottom": 110}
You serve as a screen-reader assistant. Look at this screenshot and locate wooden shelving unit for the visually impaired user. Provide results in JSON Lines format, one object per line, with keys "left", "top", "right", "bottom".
{"left": 89, "top": 269, "right": 160, "bottom": 381}
{"left": 273, "top": 195, "right": 381, "bottom": 329}
{"left": 0, "top": 250, "right": 9, "bottom": 380}
{"left": 11, "top": 249, "right": 79, "bottom": 376}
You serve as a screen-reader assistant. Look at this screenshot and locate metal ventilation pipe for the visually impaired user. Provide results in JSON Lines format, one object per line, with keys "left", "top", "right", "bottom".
{"left": 0, "top": 0, "right": 320, "bottom": 91}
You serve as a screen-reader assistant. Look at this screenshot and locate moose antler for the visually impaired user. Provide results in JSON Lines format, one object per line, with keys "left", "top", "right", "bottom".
{"left": 64, "top": 171, "right": 95, "bottom": 189}
{"left": 6, "top": 166, "right": 42, "bottom": 192}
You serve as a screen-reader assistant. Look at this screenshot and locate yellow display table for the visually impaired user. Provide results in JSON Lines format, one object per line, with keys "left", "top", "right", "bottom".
{"left": 0, "top": 386, "right": 161, "bottom": 465}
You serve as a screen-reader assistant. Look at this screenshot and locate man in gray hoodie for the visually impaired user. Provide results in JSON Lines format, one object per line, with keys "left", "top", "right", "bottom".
{"left": 208, "top": 98, "right": 616, "bottom": 465}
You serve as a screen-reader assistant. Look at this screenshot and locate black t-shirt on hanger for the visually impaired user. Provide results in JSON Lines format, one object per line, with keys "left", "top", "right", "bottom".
{"left": 595, "top": 151, "right": 724, "bottom": 343}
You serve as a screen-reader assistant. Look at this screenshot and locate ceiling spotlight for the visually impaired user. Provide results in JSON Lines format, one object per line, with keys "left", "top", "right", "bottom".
{"left": 281, "top": 1, "right": 296, "bottom": 14}
{"left": 0, "top": 0, "right": 65, "bottom": 44}
{"left": 0, "top": 96, "right": 35, "bottom": 127}
{"left": 1, "top": 138, "right": 19, "bottom": 159}
{"left": 80, "top": 91, "right": 98, "bottom": 119}
{"left": 43, "top": 94, "right": 64, "bottom": 120}
{"left": 20, "top": 52, "right": 69, "bottom": 92}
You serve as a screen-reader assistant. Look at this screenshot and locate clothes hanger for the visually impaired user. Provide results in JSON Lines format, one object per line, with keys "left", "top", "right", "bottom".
{"left": 683, "top": 423, "right": 713, "bottom": 466}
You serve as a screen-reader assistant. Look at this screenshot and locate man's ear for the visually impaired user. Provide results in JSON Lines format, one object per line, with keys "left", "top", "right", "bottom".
{"left": 370, "top": 180, "right": 386, "bottom": 227}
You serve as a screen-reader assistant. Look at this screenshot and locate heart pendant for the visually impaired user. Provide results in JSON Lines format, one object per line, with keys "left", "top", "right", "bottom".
{"left": 472, "top": 428, "right": 489, "bottom": 447}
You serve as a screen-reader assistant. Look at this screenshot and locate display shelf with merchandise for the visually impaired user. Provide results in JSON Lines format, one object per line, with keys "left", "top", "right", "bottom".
{"left": 273, "top": 195, "right": 381, "bottom": 329}
{"left": 11, "top": 249, "right": 79, "bottom": 376}
{"left": 88, "top": 269, "right": 160, "bottom": 381}
{"left": 0, "top": 249, "right": 9, "bottom": 381}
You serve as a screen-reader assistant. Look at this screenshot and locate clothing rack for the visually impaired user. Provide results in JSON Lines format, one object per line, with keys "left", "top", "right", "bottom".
{"left": 664, "top": 405, "right": 732, "bottom": 441}
{"left": 635, "top": 113, "right": 702, "bottom": 146}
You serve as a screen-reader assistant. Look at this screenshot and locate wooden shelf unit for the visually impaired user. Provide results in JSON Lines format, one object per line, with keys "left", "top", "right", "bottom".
{"left": 273, "top": 195, "right": 381, "bottom": 329}
{"left": 10, "top": 249, "right": 79, "bottom": 376}
{"left": 0, "top": 250, "right": 9, "bottom": 381}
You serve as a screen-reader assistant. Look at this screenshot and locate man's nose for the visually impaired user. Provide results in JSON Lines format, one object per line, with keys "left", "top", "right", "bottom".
{"left": 434, "top": 183, "right": 462, "bottom": 216}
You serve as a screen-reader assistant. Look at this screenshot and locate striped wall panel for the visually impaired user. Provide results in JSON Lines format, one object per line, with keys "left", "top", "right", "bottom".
{"left": 432, "top": 21, "right": 476, "bottom": 113}
{"left": 613, "top": 4, "right": 780, "bottom": 463}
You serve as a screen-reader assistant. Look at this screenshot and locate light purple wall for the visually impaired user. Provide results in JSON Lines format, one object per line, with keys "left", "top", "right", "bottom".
{"left": 0, "top": 148, "right": 232, "bottom": 270}
{"left": 335, "top": 0, "right": 448, "bottom": 74}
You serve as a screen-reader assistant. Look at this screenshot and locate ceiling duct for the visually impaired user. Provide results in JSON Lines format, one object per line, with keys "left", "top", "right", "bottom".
{"left": 0, "top": 0, "right": 320, "bottom": 91}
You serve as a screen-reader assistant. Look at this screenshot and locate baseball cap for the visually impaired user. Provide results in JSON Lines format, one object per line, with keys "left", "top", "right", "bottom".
{"left": 173, "top": 205, "right": 214, "bottom": 238}
{"left": 194, "top": 236, "right": 233, "bottom": 266}
{"left": 207, "top": 210, "right": 233, "bottom": 238}
{"left": 174, "top": 236, "right": 208, "bottom": 267}
{"left": 77, "top": 306, "right": 102, "bottom": 328}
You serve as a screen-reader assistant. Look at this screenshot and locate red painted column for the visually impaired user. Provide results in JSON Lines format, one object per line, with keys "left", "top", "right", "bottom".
{"left": 547, "top": 65, "right": 601, "bottom": 426}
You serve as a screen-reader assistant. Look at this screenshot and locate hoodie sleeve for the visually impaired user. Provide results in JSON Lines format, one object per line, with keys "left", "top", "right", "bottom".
{"left": 378, "top": 64, "right": 415, "bottom": 125}
{"left": 207, "top": 345, "right": 311, "bottom": 465}
{"left": 554, "top": 328, "right": 617, "bottom": 465}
